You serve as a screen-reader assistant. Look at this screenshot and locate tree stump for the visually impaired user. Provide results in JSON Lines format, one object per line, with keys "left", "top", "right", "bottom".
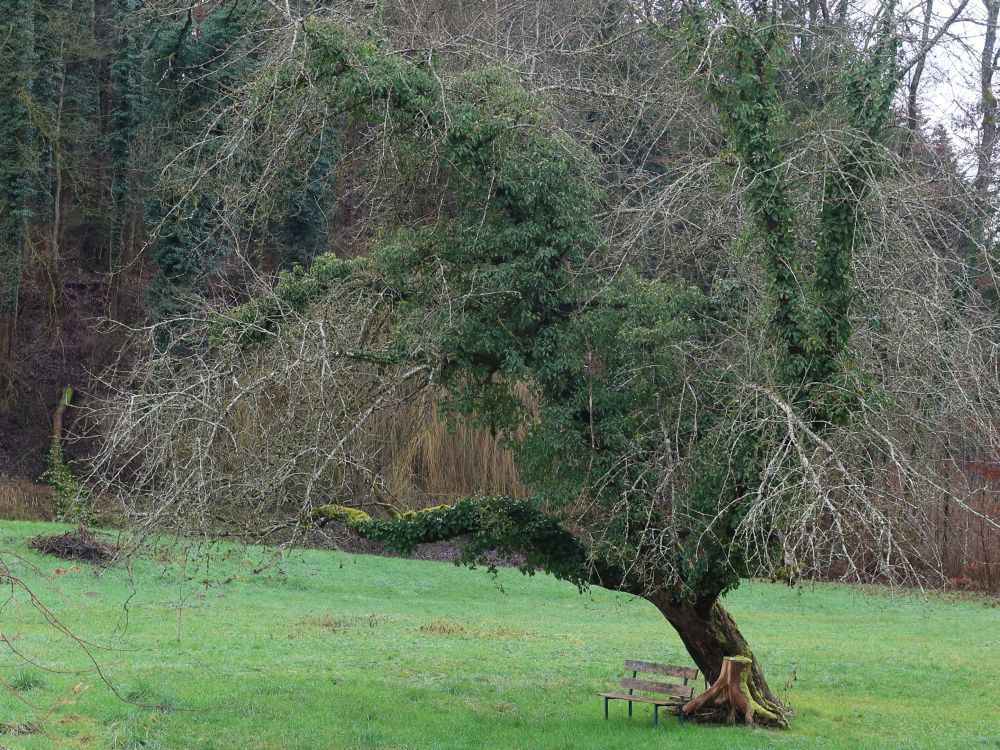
{"left": 682, "top": 656, "right": 787, "bottom": 728}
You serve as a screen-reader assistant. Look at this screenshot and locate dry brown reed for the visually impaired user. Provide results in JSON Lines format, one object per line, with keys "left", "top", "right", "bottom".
{"left": 0, "top": 478, "right": 53, "bottom": 521}
{"left": 375, "top": 389, "right": 528, "bottom": 510}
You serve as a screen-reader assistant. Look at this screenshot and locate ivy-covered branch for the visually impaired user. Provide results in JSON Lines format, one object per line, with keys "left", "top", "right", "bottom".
{"left": 708, "top": 18, "right": 812, "bottom": 389}
{"left": 311, "top": 497, "right": 643, "bottom": 595}
{"left": 810, "top": 8, "right": 899, "bottom": 406}
{"left": 710, "top": 6, "right": 898, "bottom": 421}
{"left": 218, "top": 21, "right": 600, "bottom": 433}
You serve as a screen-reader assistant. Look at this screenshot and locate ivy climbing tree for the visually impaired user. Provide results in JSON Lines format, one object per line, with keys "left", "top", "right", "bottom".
{"left": 0, "top": 0, "right": 36, "bottom": 403}
{"left": 107, "top": 0, "right": 144, "bottom": 320}
{"left": 311, "top": 9, "right": 896, "bottom": 725}
{"left": 85, "top": 6, "right": 910, "bottom": 728}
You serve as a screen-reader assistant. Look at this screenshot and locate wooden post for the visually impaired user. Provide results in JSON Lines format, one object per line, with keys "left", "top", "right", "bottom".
{"left": 50, "top": 385, "right": 74, "bottom": 469}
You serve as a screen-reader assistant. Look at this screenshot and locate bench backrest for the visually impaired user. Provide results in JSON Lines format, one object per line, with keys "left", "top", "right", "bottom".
{"left": 621, "top": 660, "right": 697, "bottom": 700}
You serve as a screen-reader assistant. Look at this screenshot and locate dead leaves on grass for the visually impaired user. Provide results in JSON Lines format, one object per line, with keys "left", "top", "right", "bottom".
{"left": 416, "top": 618, "right": 531, "bottom": 640}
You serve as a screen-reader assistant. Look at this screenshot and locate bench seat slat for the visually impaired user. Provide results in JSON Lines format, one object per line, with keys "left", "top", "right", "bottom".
{"left": 624, "top": 660, "right": 698, "bottom": 681}
{"left": 620, "top": 677, "right": 694, "bottom": 699}
{"left": 597, "top": 692, "right": 684, "bottom": 706}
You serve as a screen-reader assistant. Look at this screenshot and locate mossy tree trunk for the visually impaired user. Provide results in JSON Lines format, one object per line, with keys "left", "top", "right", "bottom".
{"left": 648, "top": 592, "right": 787, "bottom": 727}
{"left": 50, "top": 385, "right": 74, "bottom": 468}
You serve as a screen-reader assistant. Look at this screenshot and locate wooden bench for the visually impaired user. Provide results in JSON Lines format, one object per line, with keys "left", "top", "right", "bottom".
{"left": 598, "top": 660, "right": 699, "bottom": 729}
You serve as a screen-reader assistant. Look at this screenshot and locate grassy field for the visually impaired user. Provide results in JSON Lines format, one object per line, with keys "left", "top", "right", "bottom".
{"left": 0, "top": 521, "right": 997, "bottom": 749}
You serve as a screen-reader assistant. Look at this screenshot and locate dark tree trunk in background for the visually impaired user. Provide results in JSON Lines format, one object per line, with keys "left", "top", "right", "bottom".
{"left": 907, "top": 0, "right": 934, "bottom": 136}
{"left": 0, "top": 313, "right": 14, "bottom": 400}
{"left": 973, "top": 0, "right": 1000, "bottom": 307}
{"left": 975, "top": 0, "right": 1000, "bottom": 195}
{"left": 107, "top": 0, "right": 143, "bottom": 321}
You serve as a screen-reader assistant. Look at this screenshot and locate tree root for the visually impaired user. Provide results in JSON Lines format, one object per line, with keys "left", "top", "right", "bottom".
{"left": 683, "top": 656, "right": 789, "bottom": 729}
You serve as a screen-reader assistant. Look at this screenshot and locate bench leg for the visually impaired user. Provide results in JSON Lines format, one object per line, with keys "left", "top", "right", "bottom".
{"left": 654, "top": 704, "right": 659, "bottom": 730}
{"left": 604, "top": 697, "right": 609, "bottom": 720}
{"left": 628, "top": 700, "right": 632, "bottom": 718}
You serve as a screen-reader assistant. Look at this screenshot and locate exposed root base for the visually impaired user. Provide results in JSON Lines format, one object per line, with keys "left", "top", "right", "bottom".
{"left": 683, "top": 656, "right": 789, "bottom": 729}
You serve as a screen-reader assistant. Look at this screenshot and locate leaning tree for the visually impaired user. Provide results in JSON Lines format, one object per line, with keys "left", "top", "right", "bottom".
{"left": 82, "top": 2, "right": 1000, "bottom": 729}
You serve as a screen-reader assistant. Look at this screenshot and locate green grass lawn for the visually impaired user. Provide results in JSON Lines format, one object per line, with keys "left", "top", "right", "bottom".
{"left": 1, "top": 521, "right": 998, "bottom": 749}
